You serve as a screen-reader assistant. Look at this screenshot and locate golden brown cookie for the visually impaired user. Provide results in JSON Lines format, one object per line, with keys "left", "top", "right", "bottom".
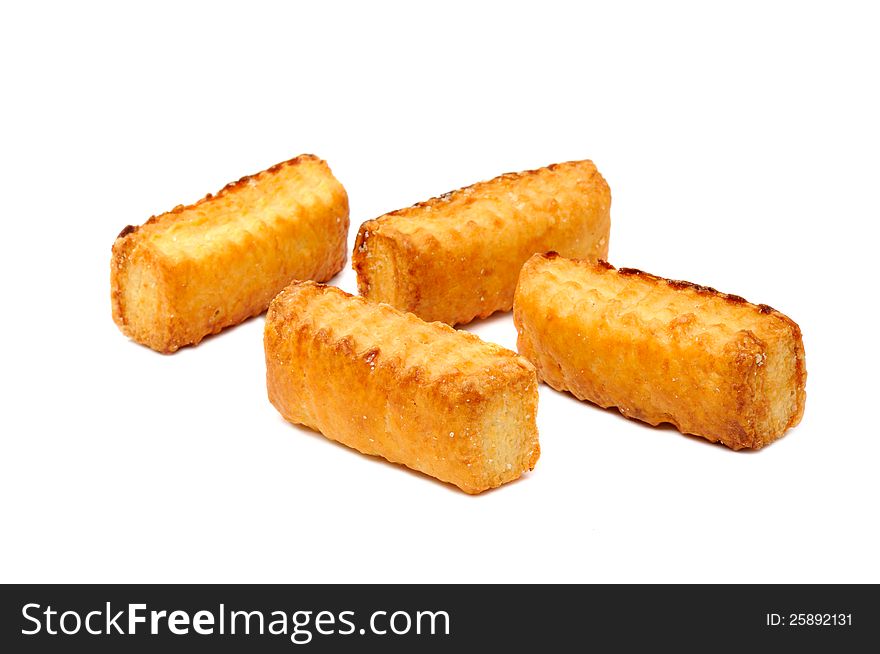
{"left": 514, "top": 253, "right": 806, "bottom": 449}
{"left": 111, "top": 155, "right": 349, "bottom": 353}
{"left": 353, "top": 160, "right": 610, "bottom": 325}
{"left": 265, "top": 281, "right": 540, "bottom": 493}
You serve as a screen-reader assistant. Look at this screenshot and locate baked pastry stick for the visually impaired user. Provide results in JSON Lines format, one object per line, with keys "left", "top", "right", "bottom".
{"left": 111, "top": 155, "right": 349, "bottom": 353}
{"left": 353, "top": 160, "right": 610, "bottom": 325}
{"left": 514, "top": 253, "right": 806, "bottom": 450}
{"left": 265, "top": 281, "right": 540, "bottom": 493}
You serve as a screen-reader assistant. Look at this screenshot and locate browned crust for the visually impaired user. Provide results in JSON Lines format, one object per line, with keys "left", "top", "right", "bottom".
{"left": 353, "top": 160, "right": 611, "bottom": 325}
{"left": 351, "top": 221, "right": 372, "bottom": 290}
{"left": 111, "top": 154, "right": 348, "bottom": 353}
{"left": 608, "top": 260, "right": 784, "bottom": 318}
{"left": 514, "top": 253, "right": 807, "bottom": 449}
{"left": 532, "top": 254, "right": 793, "bottom": 325}
{"left": 566, "top": 255, "right": 807, "bottom": 399}
{"left": 377, "top": 161, "right": 591, "bottom": 218}
{"left": 113, "top": 154, "right": 321, "bottom": 241}
{"left": 265, "top": 281, "right": 540, "bottom": 494}
{"left": 352, "top": 220, "right": 392, "bottom": 298}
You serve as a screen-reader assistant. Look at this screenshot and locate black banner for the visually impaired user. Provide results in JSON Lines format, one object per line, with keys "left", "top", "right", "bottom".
{"left": 1, "top": 584, "right": 875, "bottom": 651}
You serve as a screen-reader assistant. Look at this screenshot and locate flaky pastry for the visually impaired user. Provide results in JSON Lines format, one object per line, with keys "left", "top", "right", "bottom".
{"left": 111, "top": 155, "right": 348, "bottom": 353}
{"left": 513, "top": 253, "right": 806, "bottom": 449}
{"left": 353, "top": 160, "right": 610, "bottom": 325}
{"left": 265, "top": 281, "right": 540, "bottom": 493}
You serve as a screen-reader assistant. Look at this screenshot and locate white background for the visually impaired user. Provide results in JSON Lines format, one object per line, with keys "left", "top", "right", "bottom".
{"left": 2, "top": 1, "right": 878, "bottom": 583}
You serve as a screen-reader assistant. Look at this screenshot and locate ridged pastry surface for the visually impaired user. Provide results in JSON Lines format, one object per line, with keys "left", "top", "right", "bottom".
{"left": 353, "top": 160, "right": 610, "bottom": 325}
{"left": 265, "top": 281, "right": 540, "bottom": 493}
{"left": 514, "top": 253, "right": 806, "bottom": 449}
{"left": 111, "top": 155, "right": 349, "bottom": 352}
